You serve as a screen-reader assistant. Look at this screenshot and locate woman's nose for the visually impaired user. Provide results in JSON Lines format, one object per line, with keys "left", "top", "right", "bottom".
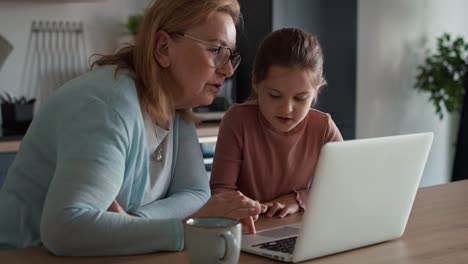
{"left": 217, "top": 61, "right": 235, "bottom": 78}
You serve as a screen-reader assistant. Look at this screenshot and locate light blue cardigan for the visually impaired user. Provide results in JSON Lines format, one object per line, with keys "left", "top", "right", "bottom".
{"left": 0, "top": 66, "right": 210, "bottom": 255}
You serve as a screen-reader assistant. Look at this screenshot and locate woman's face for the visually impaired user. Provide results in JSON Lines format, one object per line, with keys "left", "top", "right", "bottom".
{"left": 168, "top": 12, "right": 237, "bottom": 109}
{"left": 255, "top": 65, "right": 318, "bottom": 133}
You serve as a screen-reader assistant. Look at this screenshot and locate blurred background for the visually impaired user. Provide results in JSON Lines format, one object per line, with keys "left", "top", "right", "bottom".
{"left": 0, "top": 0, "right": 467, "bottom": 187}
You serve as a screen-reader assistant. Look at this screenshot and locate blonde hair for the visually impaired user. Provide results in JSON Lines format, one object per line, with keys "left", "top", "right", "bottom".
{"left": 92, "top": 0, "right": 241, "bottom": 126}
{"left": 249, "top": 28, "right": 326, "bottom": 102}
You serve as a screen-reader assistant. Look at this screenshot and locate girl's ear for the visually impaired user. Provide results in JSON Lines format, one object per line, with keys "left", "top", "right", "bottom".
{"left": 154, "top": 30, "right": 172, "bottom": 68}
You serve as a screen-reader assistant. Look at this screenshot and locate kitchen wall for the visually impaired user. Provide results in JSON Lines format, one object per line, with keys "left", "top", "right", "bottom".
{"left": 357, "top": 0, "right": 468, "bottom": 187}
{"left": 0, "top": 0, "right": 151, "bottom": 98}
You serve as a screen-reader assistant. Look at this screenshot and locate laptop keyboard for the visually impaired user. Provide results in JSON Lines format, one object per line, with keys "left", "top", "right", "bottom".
{"left": 252, "top": 236, "right": 297, "bottom": 254}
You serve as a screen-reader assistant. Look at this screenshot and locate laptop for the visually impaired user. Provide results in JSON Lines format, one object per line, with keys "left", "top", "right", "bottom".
{"left": 241, "top": 132, "right": 434, "bottom": 262}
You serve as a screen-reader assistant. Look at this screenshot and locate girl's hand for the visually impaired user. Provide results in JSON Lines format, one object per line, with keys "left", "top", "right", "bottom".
{"left": 264, "top": 193, "right": 300, "bottom": 218}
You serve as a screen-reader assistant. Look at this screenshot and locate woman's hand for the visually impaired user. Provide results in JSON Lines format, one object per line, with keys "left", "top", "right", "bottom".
{"left": 107, "top": 200, "right": 139, "bottom": 217}
{"left": 108, "top": 200, "right": 127, "bottom": 214}
{"left": 240, "top": 203, "right": 268, "bottom": 234}
{"left": 190, "top": 191, "right": 265, "bottom": 234}
{"left": 264, "top": 193, "right": 301, "bottom": 218}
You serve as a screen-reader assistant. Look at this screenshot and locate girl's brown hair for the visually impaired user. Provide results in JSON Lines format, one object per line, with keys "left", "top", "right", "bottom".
{"left": 249, "top": 28, "right": 326, "bottom": 100}
{"left": 92, "top": 0, "right": 241, "bottom": 126}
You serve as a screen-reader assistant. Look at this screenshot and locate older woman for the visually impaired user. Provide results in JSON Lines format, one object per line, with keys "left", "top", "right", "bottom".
{"left": 0, "top": 0, "right": 261, "bottom": 256}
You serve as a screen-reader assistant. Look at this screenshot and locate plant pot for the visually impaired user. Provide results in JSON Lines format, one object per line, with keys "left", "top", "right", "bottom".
{"left": 1, "top": 102, "right": 35, "bottom": 134}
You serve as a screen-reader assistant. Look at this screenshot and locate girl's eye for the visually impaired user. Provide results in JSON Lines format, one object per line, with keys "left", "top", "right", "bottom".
{"left": 294, "top": 97, "right": 308, "bottom": 102}
{"left": 269, "top": 94, "right": 281, "bottom": 99}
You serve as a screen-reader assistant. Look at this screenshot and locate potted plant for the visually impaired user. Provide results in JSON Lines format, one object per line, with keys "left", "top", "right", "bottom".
{"left": 126, "top": 14, "right": 143, "bottom": 35}
{"left": 116, "top": 14, "right": 143, "bottom": 48}
{"left": 414, "top": 33, "right": 468, "bottom": 119}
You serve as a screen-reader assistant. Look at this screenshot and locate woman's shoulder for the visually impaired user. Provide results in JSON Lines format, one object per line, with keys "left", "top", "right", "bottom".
{"left": 49, "top": 65, "right": 143, "bottom": 130}
{"left": 57, "top": 65, "right": 138, "bottom": 106}
{"left": 81, "top": 66, "right": 141, "bottom": 117}
{"left": 92, "top": 66, "right": 139, "bottom": 108}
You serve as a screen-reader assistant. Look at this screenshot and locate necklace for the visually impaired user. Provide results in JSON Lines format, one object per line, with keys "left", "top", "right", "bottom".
{"left": 154, "top": 141, "right": 163, "bottom": 161}
{"left": 153, "top": 126, "right": 164, "bottom": 162}
{"left": 150, "top": 119, "right": 170, "bottom": 162}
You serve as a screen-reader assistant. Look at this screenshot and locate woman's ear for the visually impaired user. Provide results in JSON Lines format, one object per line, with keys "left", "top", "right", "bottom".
{"left": 154, "top": 30, "right": 172, "bottom": 68}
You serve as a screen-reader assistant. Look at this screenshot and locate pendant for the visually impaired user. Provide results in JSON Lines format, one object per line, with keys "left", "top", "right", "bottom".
{"left": 155, "top": 147, "right": 163, "bottom": 161}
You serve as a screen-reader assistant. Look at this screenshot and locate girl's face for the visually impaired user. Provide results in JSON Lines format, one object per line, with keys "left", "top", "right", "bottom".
{"left": 167, "top": 12, "right": 237, "bottom": 109}
{"left": 254, "top": 65, "right": 318, "bottom": 133}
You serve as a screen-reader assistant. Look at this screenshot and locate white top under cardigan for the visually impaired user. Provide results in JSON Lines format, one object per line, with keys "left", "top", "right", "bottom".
{"left": 142, "top": 115, "right": 173, "bottom": 205}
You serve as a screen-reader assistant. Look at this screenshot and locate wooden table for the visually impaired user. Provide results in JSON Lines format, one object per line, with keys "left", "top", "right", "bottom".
{"left": 1, "top": 180, "right": 467, "bottom": 263}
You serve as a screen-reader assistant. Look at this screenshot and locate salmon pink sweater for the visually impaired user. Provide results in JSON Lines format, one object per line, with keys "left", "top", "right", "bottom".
{"left": 210, "top": 100, "right": 343, "bottom": 209}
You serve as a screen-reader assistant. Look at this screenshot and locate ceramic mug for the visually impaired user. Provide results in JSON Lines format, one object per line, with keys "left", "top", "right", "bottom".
{"left": 185, "top": 217, "right": 241, "bottom": 264}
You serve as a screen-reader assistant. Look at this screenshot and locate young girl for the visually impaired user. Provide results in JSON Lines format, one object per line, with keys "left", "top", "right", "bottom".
{"left": 210, "top": 28, "right": 343, "bottom": 222}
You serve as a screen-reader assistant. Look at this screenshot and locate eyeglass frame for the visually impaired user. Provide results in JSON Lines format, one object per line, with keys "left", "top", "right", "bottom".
{"left": 173, "top": 32, "right": 242, "bottom": 71}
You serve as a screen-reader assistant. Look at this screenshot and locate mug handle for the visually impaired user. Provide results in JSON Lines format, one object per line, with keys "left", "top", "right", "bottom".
{"left": 218, "top": 231, "right": 235, "bottom": 263}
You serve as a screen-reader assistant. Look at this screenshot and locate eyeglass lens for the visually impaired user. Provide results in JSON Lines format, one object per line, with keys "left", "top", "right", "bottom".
{"left": 215, "top": 48, "right": 241, "bottom": 70}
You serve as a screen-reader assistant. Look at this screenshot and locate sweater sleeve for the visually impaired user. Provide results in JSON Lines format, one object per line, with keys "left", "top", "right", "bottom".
{"left": 294, "top": 189, "right": 309, "bottom": 211}
{"left": 134, "top": 116, "right": 210, "bottom": 219}
{"left": 40, "top": 99, "right": 183, "bottom": 256}
{"left": 210, "top": 108, "right": 243, "bottom": 194}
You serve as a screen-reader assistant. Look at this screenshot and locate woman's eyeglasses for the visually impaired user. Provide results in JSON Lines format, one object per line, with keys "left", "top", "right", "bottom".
{"left": 175, "top": 32, "right": 241, "bottom": 71}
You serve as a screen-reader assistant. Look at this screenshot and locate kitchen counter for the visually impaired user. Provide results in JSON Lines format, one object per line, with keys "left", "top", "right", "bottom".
{"left": 0, "top": 123, "right": 219, "bottom": 153}
{"left": 0, "top": 128, "right": 23, "bottom": 153}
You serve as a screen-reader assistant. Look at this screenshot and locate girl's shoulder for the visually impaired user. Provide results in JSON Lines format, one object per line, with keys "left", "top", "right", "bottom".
{"left": 308, "top": 108, "right": 332, "bottom": 120}
{"left": 222, "top": 100, "right": 260, "bottom": 122}
{"left": 306, "top": 108, "right": 342, "bottom": 141}
{"left": 306, "top": 108, "right": 335, "bottom": 128}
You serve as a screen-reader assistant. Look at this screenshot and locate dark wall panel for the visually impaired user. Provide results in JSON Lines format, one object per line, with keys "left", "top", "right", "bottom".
{"left": 309, "top": 0, "right": 357, "bottom": 140}
{"left": 236, "top": 0, "right": 273, "bottom": 102}
{"left": 452, "top": 70, "right": 468, "bottom": 181}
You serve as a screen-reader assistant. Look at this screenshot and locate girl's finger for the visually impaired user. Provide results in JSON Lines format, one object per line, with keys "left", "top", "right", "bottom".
{"left": 279, "top": 206, "right": 293, "bottom": 218}
{"left": 267, "top": 203, "right": 282, "bottom": 217}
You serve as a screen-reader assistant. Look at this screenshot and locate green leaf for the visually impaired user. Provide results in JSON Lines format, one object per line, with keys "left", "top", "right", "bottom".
{"left": 127, "top": 14, "right": 143, "bottom": 35}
